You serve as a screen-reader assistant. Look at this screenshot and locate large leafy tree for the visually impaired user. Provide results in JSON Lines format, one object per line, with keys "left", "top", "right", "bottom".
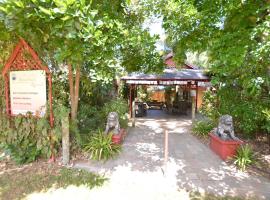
{"left": 145, "top": 0, "right": 270, "bottom": 136}
{"left": 0, "top": 0, "right": 163, "bottom": 122}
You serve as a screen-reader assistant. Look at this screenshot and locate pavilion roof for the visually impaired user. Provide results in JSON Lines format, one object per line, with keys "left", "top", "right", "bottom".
{"left": 121, "top": 68, "right": 210, "bottom": 85}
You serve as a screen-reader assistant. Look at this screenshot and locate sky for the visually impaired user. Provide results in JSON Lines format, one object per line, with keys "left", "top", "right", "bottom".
{"left": 143, "top": 17, "right": 166, "bottom": 51}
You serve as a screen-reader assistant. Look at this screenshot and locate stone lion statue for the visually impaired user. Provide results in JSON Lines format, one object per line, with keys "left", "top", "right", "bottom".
{"left": 105, "top": 112, "right": 120, "bottom": 135}
{"left": 214, "top": 115, "right": 239, "bottom": 141}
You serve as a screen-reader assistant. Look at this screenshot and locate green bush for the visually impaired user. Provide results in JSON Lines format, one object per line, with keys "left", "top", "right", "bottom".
{"left": 0, "top": 105, "right": 66, "bottom": 164}
{"left": 234, "top": 144, "right": 255, "bottom": 171}
{"left": 0, "top": 114, "right": 51, "bottom": 164}
{"left": 5, "top": 143, "right": 41, "bottom": 164}
{"left": 192, "top": 120, "right": 215, "bottom": 137}
{"left": 78, "top": 98, "right": 129, "bottom": 137}
{"left": 84, "top": 130, "right": 121, "bottom": 161}
{"left": 200, "top": 90, "right": 220, "bottom": 122}
{"left": 78, "top": 105, "right": 104, "bottom": 134}
{"left": 201, "top": 84, "right": 270, "bottom": 138}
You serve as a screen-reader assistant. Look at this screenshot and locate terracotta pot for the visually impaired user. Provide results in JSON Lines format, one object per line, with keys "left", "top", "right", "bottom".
{"left": 209, "top": 133, "right": 244, "bottom": 160}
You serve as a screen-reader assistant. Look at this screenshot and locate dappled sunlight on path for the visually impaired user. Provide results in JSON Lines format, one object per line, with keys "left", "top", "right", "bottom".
{"left": 28, "top": 110, "right": 270, "bottom": 199}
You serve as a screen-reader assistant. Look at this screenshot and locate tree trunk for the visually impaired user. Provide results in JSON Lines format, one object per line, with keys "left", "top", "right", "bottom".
{"left": 67, "top": 64, "right": 82, "bottom": 147}
{"left": 68, "top": 64, "right": 75, "bottom": 120}
{"left": 68, "top": 64, "right": 80, "bottom": 121}
{"left": 268, "top": 133, "right": 270, "bottom": 150}
{"left": 74, "top": 67, "right": 80, "bottom": 116}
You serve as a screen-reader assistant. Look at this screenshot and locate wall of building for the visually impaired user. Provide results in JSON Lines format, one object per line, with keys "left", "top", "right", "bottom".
{"left": 197, "top": 87, "right": 206, "bottom": 110}
{"left": 165, "top": 57, "right": 176, "bottom": 67}
{"left": 150, "top": 90, "right": 165, "bottom": 102}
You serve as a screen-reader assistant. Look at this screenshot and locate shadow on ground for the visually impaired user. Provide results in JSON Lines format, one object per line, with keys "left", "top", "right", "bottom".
{"left": 75, "top": 110, "right": 270, "bottom": 200}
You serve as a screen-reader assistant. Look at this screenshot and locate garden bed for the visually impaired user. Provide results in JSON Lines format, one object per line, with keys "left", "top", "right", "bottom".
{"left": 191, "top": 131, "right": 270, "bottom": 179}
{"left": 244, "top": 136, "right": 270, "bottom": 179}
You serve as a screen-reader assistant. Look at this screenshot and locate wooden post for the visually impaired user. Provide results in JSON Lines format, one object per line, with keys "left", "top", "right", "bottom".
{"left": 62, "top": 115, "right": 70, "bottom": 165}
{"left": 4, "top": 75, "right": 10, "bottom": 115}
{"left": 129, "top": 85, "right": 133, "bottom": 118}
{"left": 164, "top": 130, "right": 168, "bottom": 173}
{"left": 191, "top": 89, "right": 196, "bottom": 121}
{"left": 48, "top": 74, "right": 54, "bottom": 127}
{"left": 195, "top": 82, "right": 198, "bottom": 112}
{"left": 192, "top": 96, "right": 196, "bottom": 121}
{"left": 132, "top": 100, "right": 135, "bottom": 127}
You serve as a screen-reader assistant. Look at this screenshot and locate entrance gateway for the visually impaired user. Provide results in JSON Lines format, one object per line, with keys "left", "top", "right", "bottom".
{"left": 121, "top": 68, "right": 211, "bottom": 120}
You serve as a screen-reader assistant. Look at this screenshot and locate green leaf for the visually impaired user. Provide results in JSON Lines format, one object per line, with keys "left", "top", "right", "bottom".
{"left": 14, "top": 1, "right": 24, "bottom": 8}
{"left": 61, "top": 15, "right": 71, "bottom": 21}
{"left": 38, "top": 6, "right": 52, "bottom": 16}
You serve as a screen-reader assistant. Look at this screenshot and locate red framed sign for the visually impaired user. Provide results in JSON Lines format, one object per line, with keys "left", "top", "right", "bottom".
{"left": 1, "top": 38, "right": 54, "bottom": 127}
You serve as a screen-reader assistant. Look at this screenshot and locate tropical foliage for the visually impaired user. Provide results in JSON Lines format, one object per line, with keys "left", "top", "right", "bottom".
{"left": 0, "top": 0, "right": 163, "bottom": 121}
{"left": 0, "top": 113, "right": 53, "bottom": 164}
{"left": 0, "top": 0, "right": 163, "bottom": 163}
{"left": 234, "top": 144, "right": 255, "bottom": 171}
{"left": 144, "top": 0, "right": 270, "bottom": 137}
{"left": 78, "top": 98, "right": 129, "bottom": 136}
{"left": 84, "top": 130, "right": 121, "bottom": 161}
{"left": 0, "top": 105, "right": 68, "bottom": 164}
{"left": 192, "top": 119, "right": 215, "bottom": 137}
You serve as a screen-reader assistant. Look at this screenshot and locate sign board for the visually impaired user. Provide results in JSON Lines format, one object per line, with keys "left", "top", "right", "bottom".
{"left": 9, "top": 70, "right": 47, "bottom": 116}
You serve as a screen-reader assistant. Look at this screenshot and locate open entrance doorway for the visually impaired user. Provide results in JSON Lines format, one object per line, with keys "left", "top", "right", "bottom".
{"left": 137, "top": 85, "right": 193, "bottom": 116}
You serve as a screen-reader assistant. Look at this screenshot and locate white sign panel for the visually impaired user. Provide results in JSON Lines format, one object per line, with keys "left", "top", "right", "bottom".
{"left": 10, "top": 70, "right": 47, "bottom": 116}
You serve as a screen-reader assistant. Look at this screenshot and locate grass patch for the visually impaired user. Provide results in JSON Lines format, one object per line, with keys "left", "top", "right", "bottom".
{"left": 0, "top": 162, "right": 106, "bottom": 200}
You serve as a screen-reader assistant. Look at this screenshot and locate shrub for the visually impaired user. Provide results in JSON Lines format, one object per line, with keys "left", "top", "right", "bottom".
{"left": 0, "top": 114, "right": 52, "bottom": 164}
{"left": 200, "top": 90, "right": 220, "bottom": 122}
{"left": 78, "top": 98, "right": 129, "bottom": 136}
{"left": 78, "top": 105, "right": 104, "bottom": 134}
{"left": 84, "top": 130, "right": 121, "bottom": 161}
{"left": 200, "top": 87, "right": 270, "bottom": 138}
{"left": 234, "top": 144, "right": 255, "bottom": 171}
{"left": 0, "top": 106, "right": 65, "bottom": 164}
{"left": 192, "top": 120, "right": 215, "bottom": 137}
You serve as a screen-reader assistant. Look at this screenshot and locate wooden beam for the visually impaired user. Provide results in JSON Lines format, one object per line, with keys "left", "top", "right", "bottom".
{"left": 129, "top": 85, "right": 133, "bottom": 118}
{"left": 195, "top": 82, "right": 198, "bottom": 112}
